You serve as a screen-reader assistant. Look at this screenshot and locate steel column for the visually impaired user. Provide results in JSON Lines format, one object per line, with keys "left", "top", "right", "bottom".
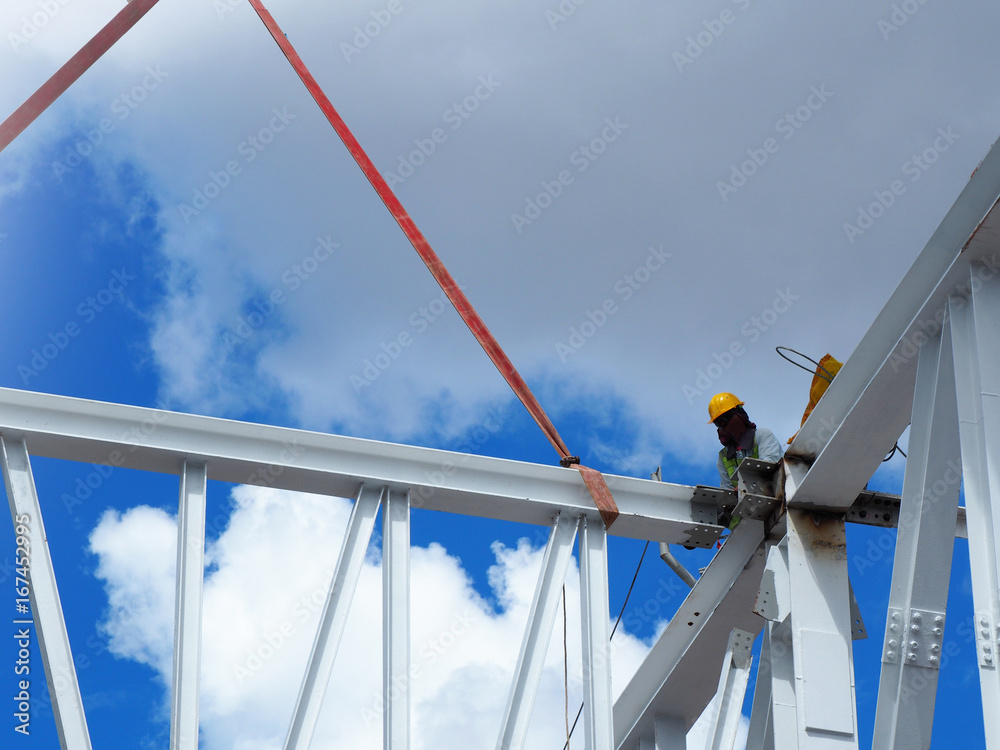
{"left": 1, "top": 436, "right": 92, "bottom": 749}
{"left": 284, "top": 484, "right": 383, "bottom": 750}
{"left": 496, "top": 512, "right": 579, "bottom": 750}
{"left": 383, "top": 490, "right": 411, "bottom": 750}
{"left": 578, "top": 514, "right": 614, "bottom": 750}
{"left": 786, "top": 508, "right": 859, "bottom": 746}
{"left": 872, "top": 326, "right": 961, "bottom": 748}
{"left": 170, "top": 461, "right": 208, "bottom": 750}
{"left": 704, "top": 629, "right": 754, "bottom": 750}
{"left": 949, "top": 270, "right": 1000, "bottom": 745}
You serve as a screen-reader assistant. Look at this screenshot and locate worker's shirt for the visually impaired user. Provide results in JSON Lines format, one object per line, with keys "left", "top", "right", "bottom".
{"left": 717, "top": 427, "right": 783, "bottom": 487}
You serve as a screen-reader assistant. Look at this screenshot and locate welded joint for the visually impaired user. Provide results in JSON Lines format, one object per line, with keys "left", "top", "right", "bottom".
{"left": 884, "top": 607, "right": 945, "bottom": 668}
{"left": 975, "top": 612, "right": 998, "bottom": 670}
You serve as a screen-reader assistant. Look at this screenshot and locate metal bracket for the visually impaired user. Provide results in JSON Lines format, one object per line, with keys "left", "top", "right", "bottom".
{"left": 884, "top": 607, "right": 945, "bottom": 668}
{"left": 845, "top": 490, "right": 901, "bottom": 528}
{"left": 733, "top": 458, "right": 782, "bottom": 524}
{"left": 975, "top": 612, "right": 998, "bottom": 669}
{"left": 728, "top": 628, "right": 755, "bottom": 669}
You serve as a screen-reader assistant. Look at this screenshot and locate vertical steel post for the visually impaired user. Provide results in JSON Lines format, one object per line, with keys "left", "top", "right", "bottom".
{"left": 170, "top": 461, "right": 208, "bottom": 750}
{"left": 786, "top": 508, "right": 859, "bottom": 747}
{"left": 871, "top": 327, "right": 960, "bottom": 748}
{"left": 383, "top": 490, "right": 411, "bottom": 750}
{"left": 578, "top": 515, "right": 613, "bottom": 750}
{"left": 949, "top": 269, "right": 1000, "bottom": 745}
{"left": 1, "top": 436, "right": 92, "bottom": 749}
{"left": 704, "top": 629, "right": 754, "bottom": 750}
{"left": 496, "top": 512, "right": 579, "bottom": 750}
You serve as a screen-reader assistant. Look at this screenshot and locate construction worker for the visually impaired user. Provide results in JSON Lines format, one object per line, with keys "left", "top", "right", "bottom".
{"left": 708, "top": 392, "right": 782, "bottom": 487}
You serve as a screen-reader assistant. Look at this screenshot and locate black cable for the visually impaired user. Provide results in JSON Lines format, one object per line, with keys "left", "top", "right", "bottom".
{"left": 777, "top": 346, "right": 908, "bottom": 463}
{"left": 775, "top": 346, "right": 836, "bottom": 383}
{"left": 561, "top": 540, "right": 650, "bottom": 750}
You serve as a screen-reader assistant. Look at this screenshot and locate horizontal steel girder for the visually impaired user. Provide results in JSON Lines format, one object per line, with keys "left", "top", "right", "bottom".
{"left": 0, "top": 387, "right": 722, "bottom": 546}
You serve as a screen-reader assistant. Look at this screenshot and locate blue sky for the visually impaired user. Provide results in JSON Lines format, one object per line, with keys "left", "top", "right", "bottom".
{"left": 2, "top": 0, "right": 999, "bottom": 747}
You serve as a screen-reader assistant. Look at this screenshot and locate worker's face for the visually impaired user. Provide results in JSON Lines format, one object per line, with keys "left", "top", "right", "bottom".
{"left": 714, "top": 409, "right": 746, "bottom": 442}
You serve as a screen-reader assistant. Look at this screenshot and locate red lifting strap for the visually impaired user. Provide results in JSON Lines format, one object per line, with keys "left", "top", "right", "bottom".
{"left": 0, "top": 0, "right": 162, "bottom": 153}
{"left": 247, "top": 0, "right": 618, "bottom": 528}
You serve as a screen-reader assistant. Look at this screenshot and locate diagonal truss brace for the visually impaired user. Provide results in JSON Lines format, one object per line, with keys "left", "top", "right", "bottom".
{"left": 284, "top": 484, "right": 384, "bottom": 750}
{"left": 496, "top": 512, "right": 579, "bottom": 750}
{"left": 1, "top": 436, "right": 92, "bottom": 749}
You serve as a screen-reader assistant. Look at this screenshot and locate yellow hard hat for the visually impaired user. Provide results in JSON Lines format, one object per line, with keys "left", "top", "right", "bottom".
{"left": 708, "top": 392, "right": 744, "bottom": 423}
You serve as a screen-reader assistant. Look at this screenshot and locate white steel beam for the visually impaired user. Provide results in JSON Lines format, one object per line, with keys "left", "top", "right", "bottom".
{"left": 1, "top": 436, "right": 92, "bottom": 749}
{"left": 578, "top": 514, "right": 614, "bottom": 750}
{"left": 872, "top": 327, "right": 961, "bottom": 748}
{"left": 768, "top": 616, "right": 797, "bottom": 749}
{"left": 704, "top": 629, "right": 754, "bottom": 750}
{"left": 496, "top": 512, "right": 579, "bottom": 750}
{"left": 949, "top": 270, "right": 1000, "bottom": 744}
{"left": 0, "top": 386, "right": 722, "bottom": 547}
{"left": 170, "top": 461, "right": 208, "bottom": 750}
{"left": 786, "top": 509, "right": 858, "bottom": 747}
{"left": 785, "top": 133, "right": 1000, "bottom": 511}
{"left": 284, "top": 484, "right": 383, "bottom": 750}
{"left": 613, "top": 519, "right": 767, "bottom": 749}
{"left": 383, "top": 489, "right": 410, "bottom": 750}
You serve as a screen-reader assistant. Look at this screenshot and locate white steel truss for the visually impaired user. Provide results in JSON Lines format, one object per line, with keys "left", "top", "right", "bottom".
{"left": 3, "top": 148, "right": 1000, "bottom": 750}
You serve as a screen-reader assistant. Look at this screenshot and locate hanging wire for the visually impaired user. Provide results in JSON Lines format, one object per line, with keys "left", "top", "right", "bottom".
{"left": 561, "top": 540, "right": 651, "bottom": 750}
{"left": 776, "top": 346, "right": 907, "bottom": 462}
{"left": 775, "top": 346, "right": 836, "bottom": 383}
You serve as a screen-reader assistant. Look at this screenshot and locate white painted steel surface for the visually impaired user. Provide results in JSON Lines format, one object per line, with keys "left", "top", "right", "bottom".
{"left": 950, "top": 272, "right": 1000, "bottom": 746}
{"left": 284, "top": 484, "right": 383, "bottom": 750}
{"left": 383, "top": 489, "right": 411, "bottom": 750}
{"left": 496, "top": 512, "right": 579, "bottom": 750}
{"left": 579, "top": 514, "right": 615, "bottom": 750}
{"left": 170, "top": 462, "right": 208, "bottom": 750}
{"left": 1, "top": 437, "right": 92, "bottom": 750}
{"left": 871, "top": 328, "right": 960, "bottom": 749}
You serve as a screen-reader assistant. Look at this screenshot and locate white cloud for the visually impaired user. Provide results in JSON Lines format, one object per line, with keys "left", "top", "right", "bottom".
{"left": 89, "top": 485, "right": 665, "bottom": 749}
{"left": 7, "top": 0, "right": 1000, "bottom": 470}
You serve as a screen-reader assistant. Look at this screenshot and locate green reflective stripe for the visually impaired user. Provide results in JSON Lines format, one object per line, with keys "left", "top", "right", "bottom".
{"left": 720, "top": 441, "right": 759, "bottom": 486}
